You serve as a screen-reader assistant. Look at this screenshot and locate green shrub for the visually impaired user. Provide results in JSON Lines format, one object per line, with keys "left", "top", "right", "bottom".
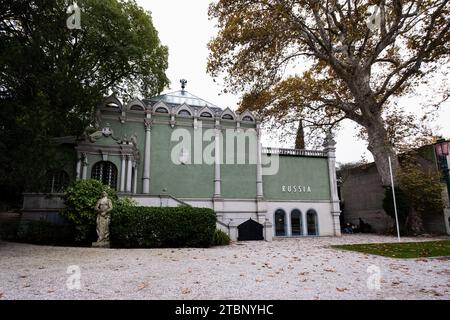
{"left": 60, "top": 179, "right": 117, "bottom": 242}
{"left": 212, "top": 229, "right": 230, "bottom": 246}
{"left": 111, "top": 205, "right": 216, "bottom": 248}
{"left": 16, "top": 220, "right": 76, "bottom": 246}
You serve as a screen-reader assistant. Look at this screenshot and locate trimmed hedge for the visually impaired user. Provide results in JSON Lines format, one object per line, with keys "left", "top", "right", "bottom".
{"left": 15, "top": 220, "right": 76, "bottom": 246}
{"left": 110, "top": 205, "right": 216, "bottom": 248}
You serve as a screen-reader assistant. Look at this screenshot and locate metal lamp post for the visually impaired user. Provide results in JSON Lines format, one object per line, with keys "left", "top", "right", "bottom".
{"left": 435, "top": 139, "right": 450, "bottom": 202}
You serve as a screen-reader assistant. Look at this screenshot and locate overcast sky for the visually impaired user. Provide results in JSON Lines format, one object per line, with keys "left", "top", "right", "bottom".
{"left": 137, "top": 0, "right": 449, "bottom": 164}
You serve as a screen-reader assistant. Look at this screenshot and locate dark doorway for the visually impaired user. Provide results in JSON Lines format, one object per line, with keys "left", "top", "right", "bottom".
{"left": 238, "top": 219, "right": 264, "bottom": 241}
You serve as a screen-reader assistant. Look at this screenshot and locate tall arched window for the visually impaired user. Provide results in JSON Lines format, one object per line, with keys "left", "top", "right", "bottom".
{"left": 291, "top": 209, "right": 303, "bottom": 236}
{"left": 45, "top": 170, "right": 70, "bottom": 193}
{"left": 91, "top": 161, "right": 118, "bottom": 190}
{"left": 307, "top": 209, "right": 318, "bottom": 236}
{"left": 274, "top": 209, "right": 286, "bottom": 236}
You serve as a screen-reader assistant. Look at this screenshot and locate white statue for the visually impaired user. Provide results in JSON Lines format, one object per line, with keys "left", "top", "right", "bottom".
{"left": 93, "top": 191, "right": 112, "bottom": 247}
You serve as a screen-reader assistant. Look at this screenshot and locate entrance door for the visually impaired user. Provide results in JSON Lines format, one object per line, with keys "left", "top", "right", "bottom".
{"left": 237, "top": 219, "right": 264, "bottom": 241}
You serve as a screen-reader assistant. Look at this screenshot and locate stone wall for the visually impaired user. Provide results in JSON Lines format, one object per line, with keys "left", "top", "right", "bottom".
{"left": 339, "top": 151, "right": 449, "bottom": 235}
{"left": 340, "top": 164, "right": 393, "bottom": 233}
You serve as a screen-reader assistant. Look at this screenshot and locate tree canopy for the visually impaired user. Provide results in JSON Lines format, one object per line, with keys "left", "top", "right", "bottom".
{"left": 208, "top": 0, "right": 450, "bottom": 185}
{"left": 0, "top": 0, "right": 169, "bottom": 198}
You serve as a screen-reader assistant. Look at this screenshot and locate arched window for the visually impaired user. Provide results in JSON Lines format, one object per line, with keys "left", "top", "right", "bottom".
{"left": 200, "top": 112, "right": 213, "bottom": 118}
{"left": 307, "top": 209, "right": 318, "bottom": 236}
{"left": 291, "top": 209, "right": 303, "bottom": 236}
{"left": 91, "top": 161, "right": 118, "bottom": 190}
{"left": 130, "top": 105, "right": 144, "bottom": 111}
{"left": 274, "top": 209, "right": 286, "bottom": 236}
{"left": 155, "top": 107, "right": 169, "bottom": 113}
{"left": 242, "top": 115, "right": 254, "bottom": 122}
{"left": 45, "top": 170, "right": 70, "bottom": 193}
{"left": 222, "top": 114, "right": 234, "bottom": 120}
{"left": 178, "top": 109, "right": 191, "bottom": 117}
{"left": 106, "top": 103, "right": 119, "bottom": 109}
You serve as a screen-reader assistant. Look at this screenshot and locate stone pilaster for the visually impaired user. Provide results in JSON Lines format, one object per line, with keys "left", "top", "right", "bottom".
{"left": 142, "top": 118, "right": 151, "bottom": 194}
{"left": 302, "top": 210, "right": 308, "bottom": 236}
{"left": 214, "top": 119, "right": 222, "bottom": 198}
{"left": 256, "top": 122, "right": 264, "bottom": 199}
{"left": 323, "top": 132, "right": 341, "bottom": 236}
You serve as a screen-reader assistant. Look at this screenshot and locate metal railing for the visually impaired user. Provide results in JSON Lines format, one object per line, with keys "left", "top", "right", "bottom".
{"left": 262, "top": 147, "right": 328, "bottom": 158}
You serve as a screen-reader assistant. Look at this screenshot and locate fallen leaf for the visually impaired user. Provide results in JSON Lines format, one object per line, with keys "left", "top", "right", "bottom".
{"left": 137, "top": 283, "right": 148, "bottom": 291}
{"left": 336, "top": 288, "right": 348, "bottom": 292}
{"left": 181, "top": 288, "right": 191, "bottom": 294}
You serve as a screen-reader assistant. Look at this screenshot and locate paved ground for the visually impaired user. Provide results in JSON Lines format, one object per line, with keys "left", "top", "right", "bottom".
{"left": 0, "top": 235, "right": 449, "bottom": 300}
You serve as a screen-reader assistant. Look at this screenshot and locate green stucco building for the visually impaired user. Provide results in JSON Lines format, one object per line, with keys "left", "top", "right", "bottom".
{"left": 23, "top": 85, "right": 342, "bottom": 241}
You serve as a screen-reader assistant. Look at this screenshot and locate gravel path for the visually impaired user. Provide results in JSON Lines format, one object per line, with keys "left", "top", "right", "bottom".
{"left": 0, "top": 235, "right": 449, "bottom": 300}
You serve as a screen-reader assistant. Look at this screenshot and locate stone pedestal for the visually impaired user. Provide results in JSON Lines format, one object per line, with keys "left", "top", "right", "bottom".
{"left": 228, "top": 219, "right": 238, "bottom": 241}
{"left": 92, "top": 241, "right": 110, "bottom": 248}
{"left": 264, "top": 219, "right": 273, "bottom": 242}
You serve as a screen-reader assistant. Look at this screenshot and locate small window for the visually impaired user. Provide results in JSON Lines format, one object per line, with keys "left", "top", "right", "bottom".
{"left": 45, "top": 170, "right": 70, "bottom": 193}
{"left": 178, "top": 109, "right": 191, "bottom": 117}
{"left": 307, "top": 209, "right": 318, "bottom": 236}
{"left": 91, "top": 161, "right": 118, "bottom": 190}
{"left": 130, "top": 105, "right": 144, "bottom": 111}
{"left": 242, "top": 115, "right": 254, "bottom": 122}
{"left": 106, "top": 103, "right": 119, "bottom": 109}
{"left": 155, "top": 107, "right": 169, "bottom": 113}
{"left": 200, "top": 112, "right": 213, "bottom": 118}
{"left": 274, "top": 209, "right": 286, "bottom": 236}
{"left": 222, "top": 114, "right": 234, "bottom": 120}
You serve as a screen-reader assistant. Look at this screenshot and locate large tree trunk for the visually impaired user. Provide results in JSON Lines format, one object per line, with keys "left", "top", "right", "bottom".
{"left": 405, "top": 208, "right": 425, "bottom": 235}
{"left": 365, "top": 116, "right": 400, "bottom": 186}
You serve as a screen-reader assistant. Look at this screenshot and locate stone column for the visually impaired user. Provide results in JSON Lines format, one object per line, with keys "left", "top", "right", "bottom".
{"left": 120, "top": 155, "right": 126, "bottom": 192}
{"left": 133, "top": 163, "right": 138, "bottom": 194}
{"left": 126, "top": 156, "right": 133, "bottom": 193}
{"left": 76, "top": 154, "right": 82, "bottom": 180}
{"left": 81, "top": 153, "right": 88, "bottom": 180}
{"left": 142, "top": 118, "right": 151, "bottom": 194}
{"left": 324, "top": 132, "right": 341, "bottom": 236}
